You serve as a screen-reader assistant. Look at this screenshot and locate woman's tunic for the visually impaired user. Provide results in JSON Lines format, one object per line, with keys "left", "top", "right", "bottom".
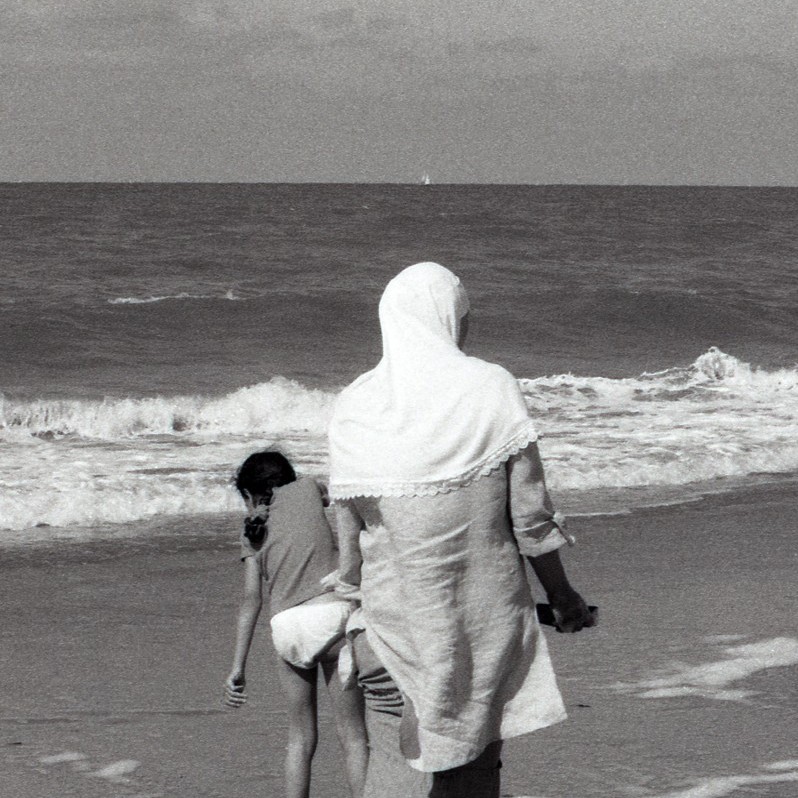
{"left": 343, "top": 449, "right": 570, "bottom": 772}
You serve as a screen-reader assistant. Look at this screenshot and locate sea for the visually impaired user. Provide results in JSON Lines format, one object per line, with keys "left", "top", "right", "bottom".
{"left": 1, "top": 183, "right": 797, "bottom": 546}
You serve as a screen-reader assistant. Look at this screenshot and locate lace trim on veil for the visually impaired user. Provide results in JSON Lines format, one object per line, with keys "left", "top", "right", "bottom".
{"left": 329, "top": 422, "right": 538, "bottom": 501}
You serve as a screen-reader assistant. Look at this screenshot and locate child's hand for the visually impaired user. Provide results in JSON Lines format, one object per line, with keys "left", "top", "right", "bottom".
{"left": 335, "top": 577, "right": 362, "bottom": 602}
{"left": 319, "top": 569, "right": 339, "bottom": 590}
{"left": 223, "top": 673, "right": 248, "bottom": 708}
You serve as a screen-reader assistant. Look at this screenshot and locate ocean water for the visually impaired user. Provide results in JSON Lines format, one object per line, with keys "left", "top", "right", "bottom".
{"left": 1, "top": 183, "right": 797, "bottom": 541}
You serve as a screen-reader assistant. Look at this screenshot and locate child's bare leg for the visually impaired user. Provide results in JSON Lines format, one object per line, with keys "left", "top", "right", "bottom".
{"left": 277, "top": 659, "right": 319, "bottom": 798}
{"left": 322, "top": 655, "right": 368, "bottom": 798}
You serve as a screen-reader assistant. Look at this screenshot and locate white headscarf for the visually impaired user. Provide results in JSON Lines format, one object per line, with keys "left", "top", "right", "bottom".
{"left": 328, "top": 262, "right": 537, "bottom": 500}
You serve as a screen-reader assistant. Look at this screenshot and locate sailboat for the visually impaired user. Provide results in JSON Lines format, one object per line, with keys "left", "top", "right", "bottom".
{"left": 421, "top": 172, "right": 431, "bottom": 185}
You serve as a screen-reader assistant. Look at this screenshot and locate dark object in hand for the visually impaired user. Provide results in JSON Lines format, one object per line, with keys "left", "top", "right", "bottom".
{"left": 536, "top": 603, "right": 598, "bottom": 628}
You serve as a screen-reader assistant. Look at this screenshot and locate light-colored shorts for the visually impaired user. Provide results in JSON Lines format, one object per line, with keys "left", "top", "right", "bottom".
{"left": 270, "top": 599, "right": 351, "bottom": 669}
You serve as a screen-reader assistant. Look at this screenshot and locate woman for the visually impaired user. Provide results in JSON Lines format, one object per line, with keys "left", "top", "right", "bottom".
{"left": 328, "top": 262, "right": 594, "bottom": 797}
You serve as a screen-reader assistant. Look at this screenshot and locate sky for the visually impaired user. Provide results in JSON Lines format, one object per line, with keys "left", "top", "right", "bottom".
{"left": 2, "top": 0, "right": 797, "bottom": 184}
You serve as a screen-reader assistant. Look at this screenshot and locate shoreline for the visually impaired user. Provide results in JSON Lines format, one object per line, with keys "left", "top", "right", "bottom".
{"left": 2, "top": 481, "right": 797, "bottom": 797}
{"left": 4, "top": 468, "right": 798, "bottom": 557}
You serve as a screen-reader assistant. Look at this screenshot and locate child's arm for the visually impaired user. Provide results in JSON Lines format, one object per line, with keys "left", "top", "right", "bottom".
{"left": 224, "top": 556, "right": 263, "bottom": 707}
{"left": 331, "top": 500, "right": 363, "bottom": 596}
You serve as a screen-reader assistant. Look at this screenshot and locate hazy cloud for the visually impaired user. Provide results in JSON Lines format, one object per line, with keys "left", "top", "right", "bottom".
{"left": 448, "top": 37, "right": 540, "bottom": 57}
{"left": 2, "top": 0, "right": 797, "bottom": 181}
{"left": 311, "top": 7, "right": 357, "bottom": 31}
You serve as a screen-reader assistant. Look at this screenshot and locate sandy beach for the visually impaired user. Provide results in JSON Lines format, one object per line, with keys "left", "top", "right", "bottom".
{"left": 2, "top": 484, "right": 797, "bottom": 798}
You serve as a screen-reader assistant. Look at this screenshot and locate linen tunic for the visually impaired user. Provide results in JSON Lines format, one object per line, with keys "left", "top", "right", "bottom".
{"left": 342, "top": 448, "right": 571, "bottom": 772}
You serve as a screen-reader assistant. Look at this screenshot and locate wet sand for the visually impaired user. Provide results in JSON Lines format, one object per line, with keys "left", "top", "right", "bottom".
{"left": 2, "top": 484, "right": 797, "bottom": 798}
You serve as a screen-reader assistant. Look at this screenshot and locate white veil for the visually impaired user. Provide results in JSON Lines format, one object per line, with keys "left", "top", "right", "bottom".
{"left": 328, "top": 262, "right": 537, "bottom": 500}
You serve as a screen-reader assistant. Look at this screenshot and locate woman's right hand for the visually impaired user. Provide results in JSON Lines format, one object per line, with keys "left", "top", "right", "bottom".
{"left": 223, "top": 672, "right": 248, "bottom": 708}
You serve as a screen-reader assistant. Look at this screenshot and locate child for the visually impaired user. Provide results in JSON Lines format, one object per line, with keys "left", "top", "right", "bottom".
{"left": 223, "top": 451, "right": 368, "bottom": 798}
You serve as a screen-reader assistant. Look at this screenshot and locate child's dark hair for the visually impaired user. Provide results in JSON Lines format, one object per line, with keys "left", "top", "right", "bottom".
{"left": 236, "top": 450, "right": 297, "bottom": 502}
{"left": 236, "top": 451, "right": 296, "bottom": 547}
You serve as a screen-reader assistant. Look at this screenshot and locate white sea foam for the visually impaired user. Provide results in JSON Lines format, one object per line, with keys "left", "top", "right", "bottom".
{"left": 513, "top": 762, "right": 798, "bottom": 798}
{"left": 520, "top": 347, "right": 798, "bottom": 494}
{"left": 2, "top": 349, "right": 797, "bottom": 532}
{"left": 108, "top": 289, "right": 240, "bottom": 304}
{"left": 652, "top": 764, "right": 798, "bottom": 798}
{"left": 39, "top": 752, "right": 89, "bottom": 764}
{"left": 38, "top": 751, "right": 153, "bottom": 792}
{"left": 612, "top": 637, "right": 798, "bottom": 701}
{"left": 0, "top": 377, "right": 335, "bottom": 530}
{"left": 89, "top": 759, "right": 140, "bottom": 782}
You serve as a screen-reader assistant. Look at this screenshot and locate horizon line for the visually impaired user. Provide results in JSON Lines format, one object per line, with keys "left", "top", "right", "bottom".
{"left": 2, "top": 180, "right": 796, "bottom": 189}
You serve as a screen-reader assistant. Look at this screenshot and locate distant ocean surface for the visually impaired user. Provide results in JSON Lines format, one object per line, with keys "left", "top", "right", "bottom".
{"left": 1, "top": 183, "right": 797, "bottom": 542}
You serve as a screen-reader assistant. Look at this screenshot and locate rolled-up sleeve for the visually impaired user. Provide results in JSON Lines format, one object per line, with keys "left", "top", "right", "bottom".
{"left": 507, "top": 442, "right": 574, "bottom": 557}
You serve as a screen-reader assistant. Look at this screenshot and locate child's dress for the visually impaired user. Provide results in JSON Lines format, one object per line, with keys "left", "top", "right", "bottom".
{"left": 240, "top": 477, "right": 350, "bottom": 668}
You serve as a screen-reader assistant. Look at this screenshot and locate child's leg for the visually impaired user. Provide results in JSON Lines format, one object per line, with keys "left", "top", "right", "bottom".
{"left": 321, "top": 654, "right": 368, "bottom": 798}
{"left": 276, "top": 658, "right": 319, "bottom": 798}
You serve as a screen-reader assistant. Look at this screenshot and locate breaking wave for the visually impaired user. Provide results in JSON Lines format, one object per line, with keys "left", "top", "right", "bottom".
{"left": 2, "top": 349, "right": 797, "bottom": 532}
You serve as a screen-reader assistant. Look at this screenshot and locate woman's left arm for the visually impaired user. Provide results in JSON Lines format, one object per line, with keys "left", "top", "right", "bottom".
{"left": 507, "top": 441, "right": 595, "bottom": 633}
{"left": 506, "top": 441, "right": 571, "bottom": 556}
